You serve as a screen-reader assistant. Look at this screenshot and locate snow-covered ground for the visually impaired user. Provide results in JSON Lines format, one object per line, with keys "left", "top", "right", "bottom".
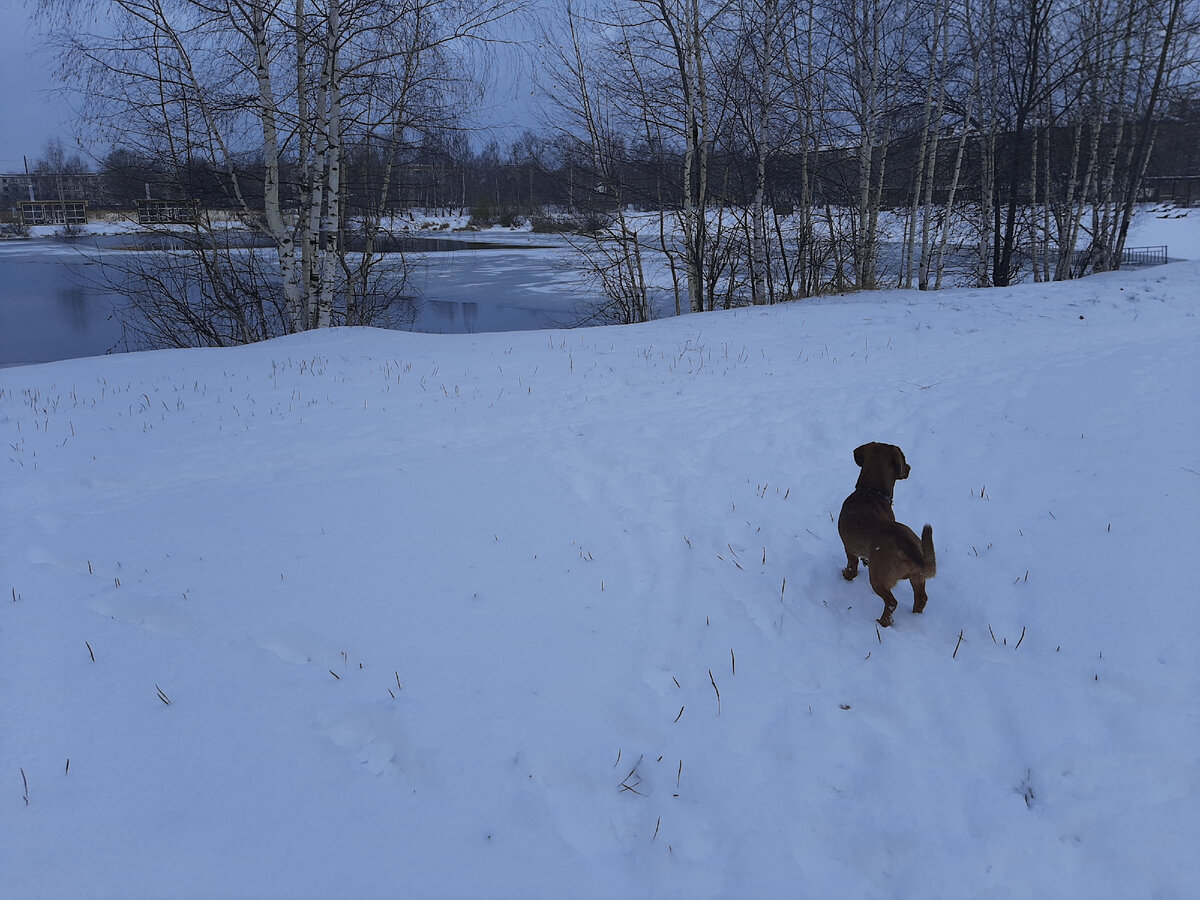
{"left": 2, "top": 213, "right": 1198, "bottom": 898}
{"left": 18, "top": 208, "right": 484, "bottom": 239}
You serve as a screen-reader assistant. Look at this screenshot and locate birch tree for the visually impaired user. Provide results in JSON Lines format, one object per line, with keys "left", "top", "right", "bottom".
{"left": 829, "top": 0, "right": 912, "bottom": 290}
{"left": 720, "top": 0, "right": 786, "bottom": 305}
{"left": 637, "top": 0, "right": 725, "bottom": 313}
{"left": 778, "top": 2, "right": 836, "bottom": 297}
{"left": 910, "top": 0, "right": 956, "bottom": 290}
{"left": 1108, "top": 0, "right": 1192, "bottom": 265}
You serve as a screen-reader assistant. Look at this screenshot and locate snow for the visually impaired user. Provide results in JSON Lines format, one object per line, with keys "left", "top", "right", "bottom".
{"left": 3, "top": 212, "right": 1199, "bottom": 898}
{"left": 19, "top": 208, "right": 493, "bottom": 239}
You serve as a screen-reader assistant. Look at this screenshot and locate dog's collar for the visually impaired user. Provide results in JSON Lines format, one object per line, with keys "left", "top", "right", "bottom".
{"left": 855, "top": 485, "right": 894, "bottom": 505}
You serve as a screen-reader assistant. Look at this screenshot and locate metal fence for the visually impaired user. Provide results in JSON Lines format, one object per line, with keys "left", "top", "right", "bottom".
{"left": 1069, "top": 244, "right": 1169, "bottom": 273}
{"left": 1119, "top": 245, "right": 1168, "bottom": 267}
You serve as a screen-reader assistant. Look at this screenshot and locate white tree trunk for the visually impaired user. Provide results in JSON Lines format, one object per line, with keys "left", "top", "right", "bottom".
{"left": 251, "top": 0, "right": 302, "bottom": 331}
{"left": 316, "top": 0, "right": 342, "bottom": 330}
{"left": 933, "top": 48, "right": 976, "bottom": 290}
{"left": 748, "top": 0, "right": 779, "bottom": 305}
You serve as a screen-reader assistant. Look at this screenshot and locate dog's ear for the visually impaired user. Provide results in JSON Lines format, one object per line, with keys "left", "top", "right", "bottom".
{"left": 853, "top": 444, "right": 869, "bottom": 467}
{"left": 894, "top": 446, "right": 911, "bottom": 480}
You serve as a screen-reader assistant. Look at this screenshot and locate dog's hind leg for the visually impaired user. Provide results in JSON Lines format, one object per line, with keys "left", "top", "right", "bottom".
{"left": 911, "top": 575, "right": 928, "bottom": 615}
{"left": 868, "top": 567, "right": 900, "bottom": 627}
{"left": 842, "top": 550, "right": 860, "bottom": 581}
{"left": 875, "top": 595, "right": 898, "bottom": 628}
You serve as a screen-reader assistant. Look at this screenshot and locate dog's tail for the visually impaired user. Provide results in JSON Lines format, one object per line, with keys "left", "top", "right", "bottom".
{"left": 921, "top": 524, "right": 937, "bottom": 578}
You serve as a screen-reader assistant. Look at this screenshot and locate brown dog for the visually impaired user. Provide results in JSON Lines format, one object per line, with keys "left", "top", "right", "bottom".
{"left": 838, "top": 442, "right": 936, "bottom": 627}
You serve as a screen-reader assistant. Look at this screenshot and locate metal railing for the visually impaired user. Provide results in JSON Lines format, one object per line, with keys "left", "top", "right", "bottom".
{"left": 1119, "top": 245, "right": 1168, "bottom": 266}
{"left": 1068, "top": 244, "right": 1169, "bottom": 274}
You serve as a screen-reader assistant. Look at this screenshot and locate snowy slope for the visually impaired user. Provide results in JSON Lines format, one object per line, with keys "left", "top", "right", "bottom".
{"left": 3, "top": 255, "right": 1199, "bottom": 896}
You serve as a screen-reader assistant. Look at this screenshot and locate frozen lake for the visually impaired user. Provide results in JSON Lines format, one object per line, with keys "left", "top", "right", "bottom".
{"left": 0, "top": 233, "right": 591, "bottom": 367}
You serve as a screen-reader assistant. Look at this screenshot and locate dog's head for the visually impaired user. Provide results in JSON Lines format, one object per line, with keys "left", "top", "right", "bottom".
{"left": 853, "top": 442, "right": 910, "bottom": 481}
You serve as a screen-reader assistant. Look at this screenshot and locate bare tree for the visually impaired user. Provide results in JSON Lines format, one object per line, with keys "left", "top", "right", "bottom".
{"left": 540, "top": 1, "right": 652, "bottom": 324}
{"left": 828, "top": 0, "right": 913, "bottom": 290}
{"left": 717, "top": 0, "right": 785, "bottom": 305}
{"left": 628, "top": 0, "right": 730, "bottom": 313}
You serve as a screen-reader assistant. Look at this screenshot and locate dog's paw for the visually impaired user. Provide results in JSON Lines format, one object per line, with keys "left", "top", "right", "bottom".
{"left": 877, "top": 614, "right": 894, "bottom": 628}
{"left": 842, "top": 567, "right": 857, "bottom": 581}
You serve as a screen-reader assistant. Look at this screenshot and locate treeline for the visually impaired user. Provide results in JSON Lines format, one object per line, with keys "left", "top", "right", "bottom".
{"left": 89, "top": 102, "right": 1200, "bottom": 221}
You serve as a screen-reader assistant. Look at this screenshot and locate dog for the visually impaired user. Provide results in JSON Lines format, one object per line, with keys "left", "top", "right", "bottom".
{"left": 837, "top": 442, "right": 936, "bottom": 627}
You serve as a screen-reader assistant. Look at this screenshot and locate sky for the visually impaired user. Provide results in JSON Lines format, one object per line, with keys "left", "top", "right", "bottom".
{"left": 0, "top": 1, "right": 79, "bottom": 172}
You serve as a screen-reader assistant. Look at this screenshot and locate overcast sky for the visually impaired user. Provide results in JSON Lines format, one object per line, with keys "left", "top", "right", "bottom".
{"left": 0, "top": 2, "right": 78, "bottom": 172}
{"left": 0, "top": 1, "right": 545, "bottom": 174}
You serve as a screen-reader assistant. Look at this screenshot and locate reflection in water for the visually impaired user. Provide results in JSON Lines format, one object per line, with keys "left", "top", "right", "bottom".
{"left": 56, "top": 282, "right": 96, "bottom": 333}
{"left": 424, "top": 298, "right": 480, "bottom": 332}
{"left": 99, "top": 232, "right": 553, "bottom": 254}
{"left": 0, "top": 245, "right": 125, "bottom": 365}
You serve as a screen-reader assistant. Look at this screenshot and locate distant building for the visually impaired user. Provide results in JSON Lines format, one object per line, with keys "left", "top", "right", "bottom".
{"left": 0, "top": 173, "right": 31, "bottom": 206}
{"left": 0, "top": 172, "right": 103, "bottom": 207}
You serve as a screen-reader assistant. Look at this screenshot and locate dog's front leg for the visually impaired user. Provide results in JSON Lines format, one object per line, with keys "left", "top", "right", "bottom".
{"left": 842, "top": 550, "right": 860, "bottom": 581}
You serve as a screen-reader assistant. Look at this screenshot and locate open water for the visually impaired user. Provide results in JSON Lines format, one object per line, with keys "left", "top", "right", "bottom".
{"left": 0, "top": 234, "right": 588, "bottom": 367}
